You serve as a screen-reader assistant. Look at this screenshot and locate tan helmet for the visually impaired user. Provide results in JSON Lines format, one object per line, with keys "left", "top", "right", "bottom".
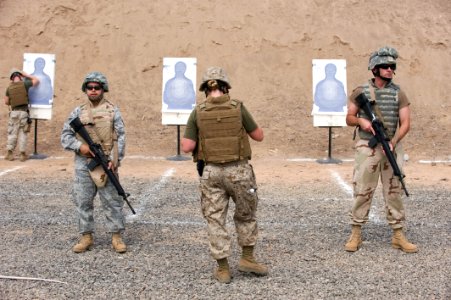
{"left": 199, "top": 66, "right": 231, "bottom": 91}
{"left": 368, "top": 46, "right": 398, "bottom": 70}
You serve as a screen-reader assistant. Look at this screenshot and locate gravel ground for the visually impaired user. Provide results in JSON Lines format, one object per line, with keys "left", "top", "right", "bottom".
{"left": 0, "top": 162, "right": 449, "bottom": 299}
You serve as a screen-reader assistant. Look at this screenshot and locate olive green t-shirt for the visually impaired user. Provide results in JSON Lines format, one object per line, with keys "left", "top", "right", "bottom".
{"left": 183, "top": 102, "right": 258, "bottom": 141}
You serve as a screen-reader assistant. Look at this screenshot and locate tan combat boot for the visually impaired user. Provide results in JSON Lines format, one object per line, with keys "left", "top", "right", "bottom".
{"left": 112, "top": 233, "right": 127, "bottom": 253}
{"left": 238, "top": 246, "right": 268, "bottom": 276}
{"left": 213, "top": 258, "right": 231, "bottom": 284}
{"left": 345, "top": 225, "right": 362, "bottom": 252}
{"left": 73, "top": 233, "right": 93, "bottom": 253}
{"left": 392, "top": 228, "right": 418, "bottom": 253}
{"left": 19, "top": 152, "right": 27, "bottom": 162}
{"left": 5, "top": 150, "right": 14, "bottom": 161}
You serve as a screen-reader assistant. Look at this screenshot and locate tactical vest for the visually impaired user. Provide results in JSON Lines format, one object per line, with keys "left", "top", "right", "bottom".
{"left": 358, "top": 81, "right": 400, "bottom": 140}
{"left": 78, "top": 99, "right": 116, "bottom": 157}
{"left": 7, "top": 82, "right": 29, "bottom": 109}
{"left": 196, "top": 96, "right": 252, "bottom": 164}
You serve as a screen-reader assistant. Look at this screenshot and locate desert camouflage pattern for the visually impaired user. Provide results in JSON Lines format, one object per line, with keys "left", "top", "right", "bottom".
{"left": 7, "top": 110, "right": 29, "bottom": 152}
{"left": 200, "top": 162, "right": 259, "bottom": 260}
{"left": 350, "top": 139, "right": 405, "bottom": 229}
{"left": 199, "top": 66, "right": 231, "bottom": 91}
{"left": 368, "top": 46, "right": 398, "bottom": 70}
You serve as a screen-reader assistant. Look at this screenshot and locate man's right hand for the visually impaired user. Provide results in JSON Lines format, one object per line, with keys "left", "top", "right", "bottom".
{"left": 79, "top": 144, "right": 94, "bottom": 157}
{"left": 358, "top": 118, "right": 375, "bottom": 135}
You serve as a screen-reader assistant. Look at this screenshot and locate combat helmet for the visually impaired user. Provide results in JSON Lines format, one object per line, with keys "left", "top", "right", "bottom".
{"left": 199, "top": 66, "right": 231, "bottom": 91}
{"left": 9, "top": 68, "right": 23, "bottom": 80}
{"left": 368, "top": 46, "right": 398, "bottom": 70}
{"left": 81, "top": 71, "right": 109, "bottom": 92}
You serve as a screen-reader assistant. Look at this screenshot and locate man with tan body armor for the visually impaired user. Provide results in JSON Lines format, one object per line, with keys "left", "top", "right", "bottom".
{"left": 345, "top": 47, "right": 418, "bottom": 253}
{"left": 61, "top": 72, "right": 127, "bottom": 253}
{"left": 182, "top": 67, "right": 268, "bottom": 284}
{"left": 4, "top": 69, "right": 39, "bottom": 161}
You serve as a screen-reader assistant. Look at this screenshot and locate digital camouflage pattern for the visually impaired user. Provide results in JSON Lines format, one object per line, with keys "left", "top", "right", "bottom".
{"left": 200, "top": 162, "right": 259, "bottom": 260}
{"left": 81, "top": 71, "right": 109, "bottom": 92}
{"left": 61, "top": 102, "right": 126, "bottom": 234}
{"left": 368, "top": 46, "right": 398, "bottom": 70}
{"left": 73, "top": 168, "right": 125, "bottom": 233}
{"left": 350, "top": 139, "right": 405, "bottom": 229}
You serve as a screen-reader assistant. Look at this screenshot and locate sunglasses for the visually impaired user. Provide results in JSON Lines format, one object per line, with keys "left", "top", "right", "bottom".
{"left": 86, "top": 85, "right": 102, "bottom": 91}
{"left": 379, "top": 64, "right": 396, "bottom": 70}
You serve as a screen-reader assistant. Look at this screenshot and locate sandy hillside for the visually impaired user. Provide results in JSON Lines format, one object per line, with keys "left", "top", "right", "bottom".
{"left": 0, "top": 0, "right": 450, "bottom": 160}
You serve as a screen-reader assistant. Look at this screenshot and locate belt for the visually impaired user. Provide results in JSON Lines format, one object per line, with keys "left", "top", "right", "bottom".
{"left": 12, "top": 105, "right": 28, "bottom": 111}
{"left": 206, "top": 159, "right": 248, "bottom": 167}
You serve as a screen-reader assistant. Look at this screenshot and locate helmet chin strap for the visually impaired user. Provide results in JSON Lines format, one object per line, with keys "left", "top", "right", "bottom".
{"left": 372, "top": 69, "right": 392, "bottom": 83}
{"left": 379, "top": 75, "right": 392, "bottom": 83}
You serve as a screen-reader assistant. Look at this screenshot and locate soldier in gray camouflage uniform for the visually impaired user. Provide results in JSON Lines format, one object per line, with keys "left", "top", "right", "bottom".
{"left": 345, "top": 47, "right": 418, "bottom": 253}
{"left": 61, "top": 71, "right": 127, "bottom": 253}
{"left": 182, "top": 66, "right": 268, "bottom": 284}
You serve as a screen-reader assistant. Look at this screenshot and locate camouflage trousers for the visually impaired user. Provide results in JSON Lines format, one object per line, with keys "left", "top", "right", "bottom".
{"left": 350, "top": 139, "right": 406, "bottom": 229}
{"left": 200, "top": 161, "right": 259, "bottom": 260}
{"left": 7, "top": 110, "right": 29, "bottom": 152}
{"left": 72, "top": 168, "right": 125, "bottom": 234}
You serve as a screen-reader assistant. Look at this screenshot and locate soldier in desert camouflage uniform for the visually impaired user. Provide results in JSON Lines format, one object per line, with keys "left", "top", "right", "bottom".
{"left": 61, "top": 71, "right": 127, "bottom": 253}
{"left": 345, "top": 47, "right": 418, "bottom": 253}
{"left": 182, "top": 66, "right": 268, "bottom": 284}
{"left": 3, "top": 69, "right": 39, "bottom": 161}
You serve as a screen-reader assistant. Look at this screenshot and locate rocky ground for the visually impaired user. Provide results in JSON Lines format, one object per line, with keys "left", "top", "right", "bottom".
{"left": 0, "top": 157, "right": 449, "bottom": 299}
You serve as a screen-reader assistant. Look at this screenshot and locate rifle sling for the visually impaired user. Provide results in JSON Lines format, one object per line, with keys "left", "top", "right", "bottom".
{"left": 368, "top": 85, "right": 390, "bottom": 138}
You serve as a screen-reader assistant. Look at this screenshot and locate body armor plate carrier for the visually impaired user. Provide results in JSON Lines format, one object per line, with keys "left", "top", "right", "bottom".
{"left": 196, "top": 96, "right": 251, "bottom": 164}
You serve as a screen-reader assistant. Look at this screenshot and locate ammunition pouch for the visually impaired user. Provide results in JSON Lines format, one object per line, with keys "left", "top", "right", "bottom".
{"left": 87, "top": 159, "right": 108, "bottom": 187}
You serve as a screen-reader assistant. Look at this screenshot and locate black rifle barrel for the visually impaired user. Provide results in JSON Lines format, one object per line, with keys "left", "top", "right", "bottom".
{"left": 355, "top": 93, "right": 409, "bottom": 197}
{"left": 70, "top": 117, "right": 137, "bottom": 213}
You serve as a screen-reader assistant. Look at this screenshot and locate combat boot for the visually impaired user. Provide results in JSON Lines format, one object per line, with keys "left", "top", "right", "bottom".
{"left": 392, "top": 228, "right": 418, "bottom": 253}
{"left": 5, "top": 150, "right": 14, "bottom": 161}
{"left": 238, "top": 246, "right": 268, "bottom": 276}
{"left": 73, "top": 233, "right": 93, "bottom": 253}
{"left": 19, "top": 152, "right": 27, "bottom": 162}
{"left": 112, "top": 233, "right": 127, "bottom": 253}
{"left": 213, "top": 258, "right": 231, "bottom": 284}
{"left": 345, "top": 225, "right": 362, "bottom": 252}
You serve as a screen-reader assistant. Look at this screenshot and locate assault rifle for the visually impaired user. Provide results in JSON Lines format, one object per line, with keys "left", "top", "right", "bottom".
{"left": 355, "top": 93, "right": 409, "bottom": 197}
{"left": 70, "top": 117, "right": 136, "bottom": 214}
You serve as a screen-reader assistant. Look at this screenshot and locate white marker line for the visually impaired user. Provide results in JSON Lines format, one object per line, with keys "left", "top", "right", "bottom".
{"left": 418, "top": 160, "right": 451, "bottom": 164}
{"left": 127, "top": 168, "right": 176, "bottom": 219}
{"left": 125, "top": 155, "right": 167, "bottom": 160}
{"left": 330, "top": 170, "right": 353, "bottom": 196}
{"left": 330, "top": 170, "right": 383, "bottom": 224}
{"left": 0, "top": 166, "right": 24, "bottom": 177}
{"left": 287, "top": 158, "right": 354, "bottom": 162}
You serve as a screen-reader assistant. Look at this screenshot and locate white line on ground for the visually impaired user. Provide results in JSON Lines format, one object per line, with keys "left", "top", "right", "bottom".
{"left": 286, "top": 158, "right": 354, "bottom": 162}
{"left": 329, "top": 169, "right": 383, "bottom": 224}
{"left": 0, "top": 166, "right": 24, "bottom": 177}
{"left": 127, "top": 168, "right": 176, "bottom": 219}
{"left": 330, "top": 170, "right": 353, "bottom": 196}
{"left": 418, "top": 160, "right": 451, "bottom": 164}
